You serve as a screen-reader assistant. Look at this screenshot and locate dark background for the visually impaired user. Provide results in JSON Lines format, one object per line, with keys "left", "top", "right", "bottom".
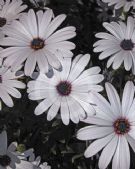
{"left": 0, "top": 0, "right": 135, "bottom": 169}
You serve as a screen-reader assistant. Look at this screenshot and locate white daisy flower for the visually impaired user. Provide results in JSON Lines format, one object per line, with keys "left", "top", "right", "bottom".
{"left": 102, "top": 0, "right": 135, "bottom": 12}
{"left": 94, "top": 17, "right": 135, "bottom": 72}
{"left": 0, "top": 0, "right": 27, "bottom": 28}
{"left": 19, "top": 149, "right": 51, "bottom": 169}
{"left": 0, "top": 65, "right": 26, "bottom": 108}
{"left": 0, "top": 131, "right": 34, "bottom": 169}
{"left": 77, "top": 81, "right": 135, "bottom": 169}
{"left": 27, "top": 54, "right": 104, "bottom": 125}
{"left": 0, "top": 131, "right": 20, "bottom": 169}
{"left": 0, "top": 9, "right": 76, "bottom": 76}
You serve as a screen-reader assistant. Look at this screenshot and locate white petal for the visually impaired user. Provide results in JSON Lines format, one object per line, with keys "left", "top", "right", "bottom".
{"left": 119, "top": 137, "right": 130, "bottom": 169}
{"left": 126, "top": 17, "right": 135, "bottom": 39}
{"left": 35, "top": 95, "right": 58, "bottom": 115}
{"left": 77, "top": 126, "right": 113, "bottom": 140}
{"left": 71, "top": 54, "right": 83, "bottom": 71}
{"left": 74, "top": 66, "right": 101, "bottom": 81}
{"left": 99, "top": 47, "right": 120, "bottom": 60}
{"left": 98, "top": 135, "right": 118, "bottom": 169}
{"left": 60, "top": 58, "right": 71, "bottom": 80}
{"left": 122, "top": 81, "right": 134, "bottom": 116}
{"left": 60, "top": 97, "right": 70, "bottom": 125}
{"left": 95, "top": 32, "right": 117, "bottom": 40}
{"left": 38, "top": 9, "right": 53, "bottom": 37}
{"left": 77, "top": 99, "right": 95, "bottom": 117}
{"left": 71, "top": 92, "right": 91, "bottom": 103}
{"left": 67, "top": 96, "right": 82, "bottom": 124}
{"left": 84, "top": 133, "right": 115, "bottom": 158}
{"left": 105, "top": 83, "right": 121, "bottom": 116}
{"left": 126, "top": 134, "right": 135, "bottom": 152}
{"left": 46, "top": 28, "right": 76, "bottom": 44}
{"left": 73, "top": 74, "right": 104, "bottom": 86}
{"left": 5, "top": 20, "right": 32, "bottom": 39}
{"left": 45, "top": 14, "right": 66, "bottom": 39}
{"left": 28, "top": 89, "right": 53, "bottom": 100}
{"left": 68, "top": 54, "right": 90, "bottom": 82}
{"left": 37, "top": 50, "right": 49, "bottom": 73}
{"left": 6, "top": 80, "right": 26, "bottom": 89}
{"left": 46, "top": 41, "right": 75, "bottom": 50}
{"left": 112, "top": 137, "right": 120, "bottom": 169}
{"left": 112, "top": 51, "right": 125, "bottom": 69}
{"left": 0, "top": 89, "right": 14, "bottom": 107}
{"left": 2, "top": 85, "right": 21, "bottom": 98}
{"left": 27, "top": 9, "right": 38, "bottom": 37}
{"left": 47, "top": 98, "right": 60, "bottom": 121}
{"left": 24, "top": 53, "right": 36, "bottom": 76}
{"left": 124, "top": 52, "right": 132, "bottom": 71}
{"left": 103, "top": 22, "right": 122, "bottom": 39}
{"left": 44, "top": 49, "right": 61, "bottom": 70}
{"left": 8, "top": 142, "right": 17, "bottom": 152}
{"left": 0, "top": 37, "right": 28, "bottom": 46}
{"left": 82, "top": 116, "right": 112, "bottom": 126}
{"left": 89, "top": 92, "right": 115, "bottom": 121}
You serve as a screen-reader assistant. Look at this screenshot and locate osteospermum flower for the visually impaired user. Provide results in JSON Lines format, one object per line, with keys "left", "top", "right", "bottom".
{"left": 77, "top": 81, "right": 135, "bottom": 169}
{"left": 0, "top": 131, "right": 34, "bottom": 169}
{"left": 18, "top": 148, "right": 51, "bottom": 169}
{"left": 94, "top": 17, "right": 135, "bottom": 72}
{"left": 0, "top": 65, "right": 25, "bottom": 107}
{"left": 0, "top": 131, "right": 20, "bottom": 169}
{"left": 0, "top": 9, "right": 76, "bottom": 76}
{"left": 0, "top": 0, "right": 27, "bottom": 29}
{"left": 27, "top": 54, "right": 104, "bottom": 125}
{"left": 102, "top": 0, "right": 135, "bottom": 11}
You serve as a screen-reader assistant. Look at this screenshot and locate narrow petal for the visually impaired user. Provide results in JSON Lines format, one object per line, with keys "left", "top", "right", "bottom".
{"left": 98, "top": 135, "right": 118, "bottom": 169}
{"left": 47, "top": 97, "right": 61, "bottom": 121}
{"left": 105, "top": 83, "right": 121, "bottom": 116}
{"left": 60, "top": 97, "right": 70, "bottom": 125}
{"left": 119, "top": 137, "right": 130, "bottom": 169}
{"left": 84, "top": 133, "right": 115, "bottom": 158}
{"left": 68, "top": 54, "right": 90, "bottom": 82}
{"left": 35, "top": 93, "right": 58, "bottom": 115}
{"left": 77, "top": 126, "right": 113, "bottom": 140}
{"left": 122, "top": 81, "right": 134, "bottom": 116}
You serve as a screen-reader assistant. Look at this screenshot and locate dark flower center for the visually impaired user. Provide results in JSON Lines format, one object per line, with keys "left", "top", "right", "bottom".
{"left": 113, "top": 118, "right": 130, "bottom": 135}
{"left": 0, "top": 17, "right": 6, "bottom": 27}
{"left": 31, "top": 38, "right": 45, "bottom": 50}
{"left": 120, "top": 39, "right": 134, "bottom": 50}
{"left": 0, "top": 155, "right": 11, "bottom": 167}
{"left": 56, "top": 81, "right": 72, "bottom": 96}
{"left": 127, "top": 0, "right": 133, "bottom": 2}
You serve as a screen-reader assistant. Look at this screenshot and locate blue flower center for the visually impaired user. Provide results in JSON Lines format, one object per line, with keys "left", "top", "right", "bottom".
{"left": 31, "top": 38, "right": 45, "bottom": 50}
{"left": 56, "top": 81, "right": 72, "bottom": 96}
{"left": 120, "top": 39, "right": 134, "bottom": 50}
{"left": 113, "top": 118, "right": 130, "bottom": 135}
